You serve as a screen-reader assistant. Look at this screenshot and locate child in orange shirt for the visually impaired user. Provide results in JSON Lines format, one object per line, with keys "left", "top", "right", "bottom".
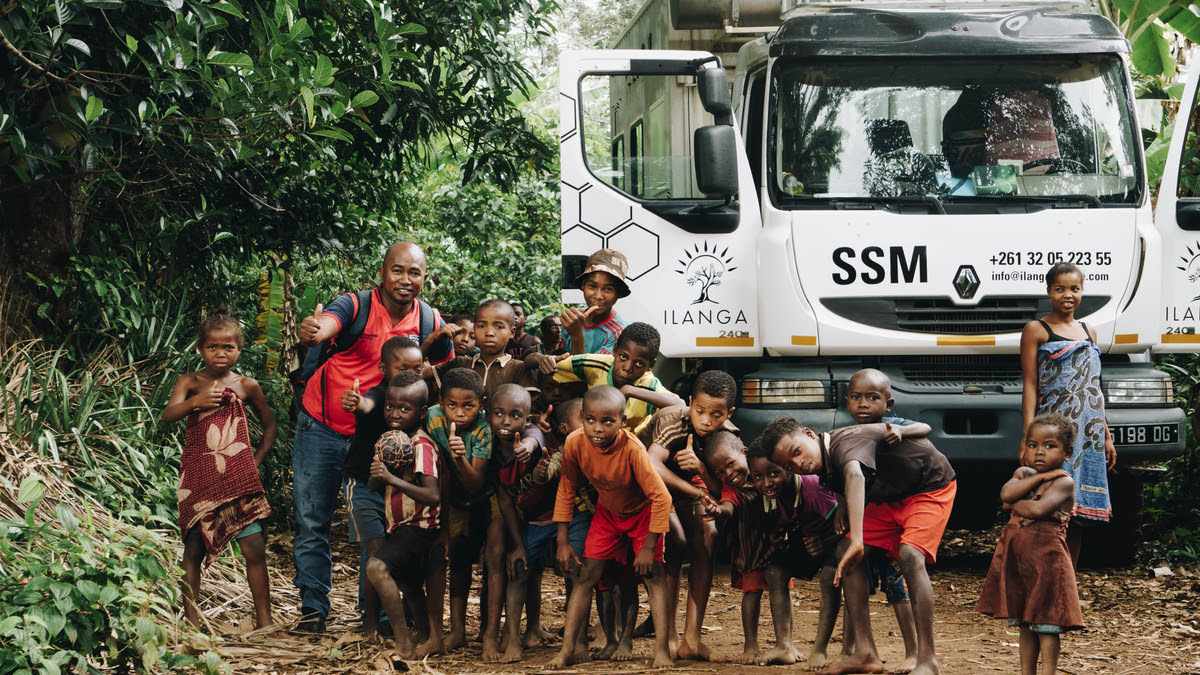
{"left": 546, "top": 386, "right": 673, "bottom": 670}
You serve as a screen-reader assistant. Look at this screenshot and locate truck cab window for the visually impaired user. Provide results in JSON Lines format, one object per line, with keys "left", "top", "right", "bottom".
{"left": 581, "top": 73, "right": 715, "bottom": 201}
{"left": 770, "top": 55, "right": 1141, "bottom": 208}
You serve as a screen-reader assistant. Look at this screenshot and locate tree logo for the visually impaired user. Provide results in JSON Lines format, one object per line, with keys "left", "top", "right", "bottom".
{"left": 1178, "top": 241, "right": 1200, "bottom": 303}
{"left": 676, "top": 242, "right": 736, "bottom": 305}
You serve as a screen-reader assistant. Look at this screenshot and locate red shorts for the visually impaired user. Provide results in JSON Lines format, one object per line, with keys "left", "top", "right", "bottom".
{"left": 863, "top": 480, "right": 957, "bottom": 564}
{"left": 584, "top": 503, "right": 665, "bottom": 565}
{"left": 730, "top": 567, "right": 793, "bottom": 593}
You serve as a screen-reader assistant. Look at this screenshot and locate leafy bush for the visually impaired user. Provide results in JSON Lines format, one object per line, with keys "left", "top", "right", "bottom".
{"left": 1144, "top": 353, "right": 1200, "bottom": 564}
{"left": 0, "top": 479, "right": 192, "bottom": 674}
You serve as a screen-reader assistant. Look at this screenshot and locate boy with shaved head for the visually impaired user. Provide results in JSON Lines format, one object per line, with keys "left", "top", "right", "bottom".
{"left": 843, "top": 368, "right": 930, "bottom": 672}
{"left": 546, "top": 386, "right": 673, "bottom": 670}
{"left": 293, "top": 241, "right": 454, "bottom": 632}
{"left": 760, "top": 367, "right": 956, "bottom": 675}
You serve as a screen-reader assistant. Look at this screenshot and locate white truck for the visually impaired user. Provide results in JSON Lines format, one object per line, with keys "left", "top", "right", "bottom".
{"left": 558, "top": 0, "right": 1200, "bottom": 559}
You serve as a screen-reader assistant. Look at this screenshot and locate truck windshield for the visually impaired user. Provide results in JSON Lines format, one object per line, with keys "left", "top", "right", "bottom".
{"left": 770, "top": 55, "right": 1141, "bottom": 208}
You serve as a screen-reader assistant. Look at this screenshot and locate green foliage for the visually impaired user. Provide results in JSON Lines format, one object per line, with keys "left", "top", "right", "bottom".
{"left": 1144, "top": 353, "right": 1200, "bottom": 563}
{"left": 409, "top": 170, "right": 561, "bottom": 319}
{"left": 1101, "top": 0, "right": 1200, "bottom": 79}
{"left": 0, "top": 479, "right": 196, "bottom": 673}
{"left": 2, "top": 0, "right": 559, "bottom": 349}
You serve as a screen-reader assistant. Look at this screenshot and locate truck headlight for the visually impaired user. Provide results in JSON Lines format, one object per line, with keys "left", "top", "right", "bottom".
{"left": 741, "top": 378, "right": 832, "bottom": 407}
{"left": 1102, "top": 378, "right": 1174, "bottom": 406}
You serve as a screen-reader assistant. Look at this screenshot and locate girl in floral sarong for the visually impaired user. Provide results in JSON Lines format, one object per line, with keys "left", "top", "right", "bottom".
{"left": 164, "top": 309, "right": 277, "bottom": 631}
{"left": 1020, "top": 263, "right": 1117, "bottom": 566}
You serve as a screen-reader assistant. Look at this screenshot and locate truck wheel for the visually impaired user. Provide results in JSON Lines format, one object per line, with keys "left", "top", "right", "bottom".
{"left": 1081, "top": 474, "right": 1144, "bottom": 568}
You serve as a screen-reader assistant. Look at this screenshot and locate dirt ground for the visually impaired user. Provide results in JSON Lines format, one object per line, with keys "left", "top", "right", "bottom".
{"left": 205, "top": 526, "right": 1200, "bottom": 675}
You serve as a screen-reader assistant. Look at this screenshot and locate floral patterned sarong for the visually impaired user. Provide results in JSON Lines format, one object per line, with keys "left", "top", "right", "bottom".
{"left": 1036, "top": 339, "right": 1111, "bottom": 521}
{"left": 178, "top": 390, "right": 271, "bottom": 564}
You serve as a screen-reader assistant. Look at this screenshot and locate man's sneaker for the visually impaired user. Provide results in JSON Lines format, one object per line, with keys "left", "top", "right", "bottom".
{"left": 292, "top": 608, "right": 326, "bottom": 634}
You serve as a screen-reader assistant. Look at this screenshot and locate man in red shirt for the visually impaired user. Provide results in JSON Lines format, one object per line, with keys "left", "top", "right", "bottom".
{"left": 292, "top": 241, "right": 453, "bottom": 632}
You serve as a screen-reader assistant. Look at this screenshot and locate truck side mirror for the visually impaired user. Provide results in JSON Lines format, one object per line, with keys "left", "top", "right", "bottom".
{"left": 695, "top": 125, "right": 737, "bottom": 199}
{"left": 697, "top": 67, "right": 733, "bottom": 126}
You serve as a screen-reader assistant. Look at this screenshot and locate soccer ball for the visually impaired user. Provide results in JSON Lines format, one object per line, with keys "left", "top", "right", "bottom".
{"left": 374, "top": 430, "right": 414, "bottom": 472}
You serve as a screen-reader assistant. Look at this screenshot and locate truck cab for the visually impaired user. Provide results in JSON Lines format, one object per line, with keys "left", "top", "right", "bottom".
{"left": 559, "top": 0, "right": 1197, "bottom": 555}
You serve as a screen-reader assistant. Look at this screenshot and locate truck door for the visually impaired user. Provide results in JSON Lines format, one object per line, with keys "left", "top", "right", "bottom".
{"left": 1155, "top": 64, "right": 1200, "bottom": 351}
{"left": 559, "top": 50, "right": 762, "bottom": 358}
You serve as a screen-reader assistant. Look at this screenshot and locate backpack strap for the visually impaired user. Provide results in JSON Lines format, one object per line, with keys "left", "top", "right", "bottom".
{"left": 333, "top": 288, "right": 374, "bottom": 352}
{"left": 417, "top": 298, "right": 436, "bottom": 344}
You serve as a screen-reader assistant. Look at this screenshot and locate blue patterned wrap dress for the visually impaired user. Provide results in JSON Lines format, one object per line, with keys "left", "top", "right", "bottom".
{"left": 1035, "top": 337, "right": 1112, "bottom": 521}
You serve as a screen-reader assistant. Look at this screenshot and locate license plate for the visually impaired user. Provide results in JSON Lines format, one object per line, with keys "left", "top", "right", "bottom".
{"left": 1109, "top": 423, "right": 1179, "bottom": 446}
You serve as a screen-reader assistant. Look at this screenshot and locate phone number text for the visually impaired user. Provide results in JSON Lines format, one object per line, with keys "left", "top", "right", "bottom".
{"left": 989, "top": 251, "right": 1112, "bottom": 266}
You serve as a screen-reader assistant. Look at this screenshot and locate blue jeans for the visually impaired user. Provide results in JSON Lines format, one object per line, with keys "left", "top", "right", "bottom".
{"left": 292, "top": 411, "right": 352, "bottom": 618}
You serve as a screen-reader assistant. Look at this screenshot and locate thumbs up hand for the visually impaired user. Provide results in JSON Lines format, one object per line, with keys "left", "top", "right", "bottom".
{"left": 341, "top": 378, "right": 362, "bottom": 413}
{"left": 534, "top": 405, "right": 554, "bottom": 434}
{"left": 299, "top": 303, "right": 325, "bottom": 347}
{"left": 675, "top": 434, "right": 703, "bottom": 474}
{"left": 448, "top": 421, "right": 466, "bottom": 459}
{"left": 883, "top": 421, "right": 902, "bottom": 446}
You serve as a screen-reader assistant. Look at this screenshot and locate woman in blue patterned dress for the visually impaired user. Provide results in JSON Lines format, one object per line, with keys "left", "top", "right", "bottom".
{"left": 1020, "top": 262, "right": 1117, "bottom": 566}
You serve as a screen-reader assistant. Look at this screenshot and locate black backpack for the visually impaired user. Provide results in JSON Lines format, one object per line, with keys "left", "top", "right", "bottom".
{"left": 294, "top": 289, "right": 438, "bottom": 386}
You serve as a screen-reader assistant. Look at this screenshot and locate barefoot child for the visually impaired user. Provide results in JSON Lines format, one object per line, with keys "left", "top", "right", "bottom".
{"left": 761, "top": 410, "right": 956, "bottom": 675}
{"left": 844, "top": 368, "right": 930, "bottom": 672}
{"left": 978, "top": 413, "right": 1082, "bottom": 675}
{"left": 425, "top": 368, "right": 492, "bottom": 651}
{"left": 366, "top": 372, "right": 439, "bottom": 659}
{"left": 163, "top": 309, "right": 276, "bottom": 632}
{"left": 640, "top": 369, "right": 739, "bottom": 661}
{"left": 719, "top": 436, "right": 841, "bottom": 667}
{"left": 547, "top": 386, "right": 674, "bottom": 670}
{"left": 340, "top": 337, "right": 424, "bottom": 633}
{"left": 485, "top": 384, "right": 567, "bottom": 662}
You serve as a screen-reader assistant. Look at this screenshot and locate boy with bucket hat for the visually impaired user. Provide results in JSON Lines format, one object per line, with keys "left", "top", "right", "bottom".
{"left": 562, "top": 249, "right": 630, "bottom": 356}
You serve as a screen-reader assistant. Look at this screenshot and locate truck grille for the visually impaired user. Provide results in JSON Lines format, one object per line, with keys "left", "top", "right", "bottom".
{"left": 820, "top": 296, "right": 1108, "bottom": 335}
{"left": 895, "top": 355, "right": 1022, "bottom": 384}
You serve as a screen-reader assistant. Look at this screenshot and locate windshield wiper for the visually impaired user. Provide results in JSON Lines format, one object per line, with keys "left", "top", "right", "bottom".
{"left": 1022, "top": 194, "right": 1104, "bottom": 208}
{"left": 831, "top": 195, "right": 946, "bottom": 214}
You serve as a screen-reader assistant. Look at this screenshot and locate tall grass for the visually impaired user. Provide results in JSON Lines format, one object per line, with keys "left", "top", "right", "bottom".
{"left": 0, "top": 336, "right": 290, "bottom": 672}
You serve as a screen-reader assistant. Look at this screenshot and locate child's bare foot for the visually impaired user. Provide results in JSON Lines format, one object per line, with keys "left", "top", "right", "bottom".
{"left": 573, "top": 640, "right": 591, "bottom": 663}
{"left": 501, "top": 641, "right": 523, "bottom": 663}
{"left": 611, "top": 643, "right": 635, "bottom": 662}
{"left": 523, "top": 627, "right": 555, "bottom": 648}
{"left": 444, "top": 629, "right": 466, "bottom": 651}
{"left": 587, "top": 623, "right": 603, "bottom": 641}
{"left": 807, "top": 648, "right": 829, "bottom": 670}
{"left": 415, "top": 635, "right": 445, "bottom": 658}
{"left": 890, "top": 654, "right": 919, "bottom": 674}
{"left": 668, "top": 634, "right": 679, "bottom": 658}
{"left": 678, "top": 640, "right": 723, "bottom": 662}
{"left": 393, "top": 639, "right": 415, "bottom": 661}
{"left": 818, "top": 654, "right": 886, "bottom": 675}
{"left": 906, "top": 660, "right": 939, "bottom": 675}
{"left": 595, "top": 641, "right": 620, "bottom": 660}
{"left": 733, "top": 647, "right": 759, "bottom": 664}
{"left": 757, "top": 645, "right": 802, "bottom": 665}
{"left": 546, "top": 647, "right": 583, "bottom": 670}
{"left": 652, "top": 647, "right": 673, "bottom": 669}
{"left": 481, "top": 636, "right": 503, "bottom": 662}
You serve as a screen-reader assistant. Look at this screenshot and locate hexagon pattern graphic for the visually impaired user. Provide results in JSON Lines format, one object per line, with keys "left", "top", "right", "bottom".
{"left": 609, "top": 223, "right": 660, "bottom": 280}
